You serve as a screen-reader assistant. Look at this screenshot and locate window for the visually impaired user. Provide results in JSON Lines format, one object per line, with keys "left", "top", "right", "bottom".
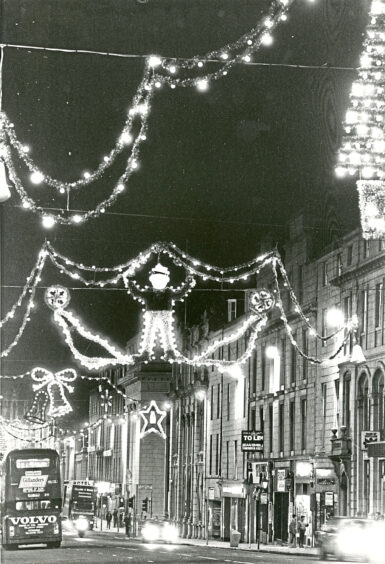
{"left": 363, "top": 239, "right": 370, "bottom": 259}
{"left": 321, "top": 383, "right": 327, "bottom": 445}
{"left": 250, "top": 406, "right": 256, "bottom": 430}
{"left": 227, "top": 383, "right": 231, "bottom": 421}
{"left": 322, "top": 262, "right": 328, "bottom": 286}
{"left": 302, "top": 328, "right": 308, "bottom": 379}
{"left": 226, "top": 441, "right": 229, "bottom": 479}
{"left": 215, "top": 434, "right": 219, "bottom": 475}
{"left": 344, "top": 294, "right": 353, "bottom": 354}
{"left": 280, "top": 337, "right": 286, "bottom": 387}
{"left": 335, "top": 379, "right": 340, "bottom": 429}
{"left": 210, "top": 386, "right": 214, "bottom": 420}
{"left": 217, "top": 383, "right": 221, "bottom": 419}
{"left": 260, "top": 406, "right": 264, "bottom": 434}
{"left": 337, "top": 253, "right": 343, "bottom": 277}
{"left": 279, "top": 403, "right": 284, "bottom": 452}
{"left": 261, "top": 345, "right": 266, "bottom": 390}
{"left": 290, "top": 333, "right": 297, "bottom": 383}
{"left": 347, "top": 245, "right": 353, "bottom": 266}
{"left": 234, "top": 441, "right": 238, "bottom": 479}
{"left": 289, "top": 401, "right": 295, "bottom": 452}
{"left": 227, "top": 299, "right": 237, "bottom": 322}
{"left": 361, "top": 289, "right": 368, "bottom": 335}
{"left": 269, "top": 405, "right": 273, "bottom": 452}
{"left": 321, "top": 308, "right": 327, "bottom": 347}
{"left": 301, "top": 398, "right": 307, "bottom": 451}
{"left": 209, "top": 435, "right": 213, "bottom": 475}
{"left": 342, "top": 375, "right": 351, "bottom": 430}
{"left": 252, "top": 350, "right": 257, "bottom": 395}
{"left": 375, "top": 282, "right": 383, "bottom": 329}
{"left": 298, "top": 265, "right": 303, "bottom": 304}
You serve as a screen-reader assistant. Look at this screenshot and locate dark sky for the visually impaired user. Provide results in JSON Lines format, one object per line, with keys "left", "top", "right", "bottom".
{"left": 0, "top": 0, "right": 369, "bottom": 421}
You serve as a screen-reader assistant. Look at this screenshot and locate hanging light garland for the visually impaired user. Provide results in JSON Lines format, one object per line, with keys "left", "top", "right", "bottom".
{"left": 0, "top": 0, "right": 317, "bottom": 226}
{"left": 336, "top": 0, "right": 385, "bottom": 238}
{"left": 1, "top": 246, "right": 48, "bottom": 358}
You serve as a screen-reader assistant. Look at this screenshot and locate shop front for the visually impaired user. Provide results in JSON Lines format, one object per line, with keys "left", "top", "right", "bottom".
{"left": 221, "top": 481, "right": 247, "bottom": 542}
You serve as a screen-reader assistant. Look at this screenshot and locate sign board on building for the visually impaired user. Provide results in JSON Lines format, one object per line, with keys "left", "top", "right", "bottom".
{"left": 277, "top": 469, "right": 286, "bottom": 492}
{"left": 241, "top": 430, "right": 263, "bottom": 452}
{"left": 103, "top": 449, "right": 112, "bottom": 457}
{"left": 138, "top": 484, "right": 153, "bottom": 490}
{"left": 368, "top": 441, "right": 385, "bottom": 458}
{"left": 208, "top": 487, "right": 215, "bottom": 500}
{"left": 222, "top": 484, "right": 246, "bottom": 498}
{"left": 88, "top": 445, "right": 95, "bottom": 453}
{"left": 325, "top": 492, "right": 334, "bottom": 507}
{"left": 260, "top": 492, "right": 268, "bottom": 505}
{"left": 361, "top": 431, "right": 380, "bottom": 450}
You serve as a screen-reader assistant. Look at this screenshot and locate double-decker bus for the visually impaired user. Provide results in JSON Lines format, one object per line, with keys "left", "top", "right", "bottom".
{"left": 1, "top": 448, "right": 62, "bottom": 550}
{"left": 63, "top": 480, "right": 97, "bottom": 529}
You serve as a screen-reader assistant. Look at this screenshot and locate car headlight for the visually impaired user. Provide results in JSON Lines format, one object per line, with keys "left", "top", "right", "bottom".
{"left": 75, "top": 517, "right": 89, "bottom": 532}
{"left": 337, "top": 528, "right": 365, "bottom": 555}
{"left": 143, "top": 524, "right": 160, "bottom": 541}
{"left": 162, "top": 523, "right": 178, "bottom": 542}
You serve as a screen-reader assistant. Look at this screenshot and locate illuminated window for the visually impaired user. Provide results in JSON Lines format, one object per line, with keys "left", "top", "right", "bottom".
{"left": 227, "top": 299, "right": 237, "bottom": 322}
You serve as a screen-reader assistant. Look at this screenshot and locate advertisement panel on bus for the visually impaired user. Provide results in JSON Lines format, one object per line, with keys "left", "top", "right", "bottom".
{"left": 1, "top": 449, "right": 62, "bottom": 550}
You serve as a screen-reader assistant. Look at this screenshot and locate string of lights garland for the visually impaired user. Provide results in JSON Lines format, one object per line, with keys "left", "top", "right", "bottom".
{"left": 0, "top": 0, "right": 317, "bottom": 226}
{"left": 273, "top": 257, "right": 348, "bottom": 342}
{"left": 1, "top": 248, "right": 47, "bottom": 358}
{"left": 0, "top": 245, "right": 47, "bottom": 328}
{"left": 335, "top": 0, "right": 385, "bottom": 238}
{"left": 1, "top": 106, "right": 150, "bottom": 227}
{"left": 271, "top": 265, "right": 356, "bottom": 365}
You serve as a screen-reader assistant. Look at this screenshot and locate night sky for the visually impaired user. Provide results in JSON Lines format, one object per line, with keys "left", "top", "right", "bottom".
{"left": 0, "top": 0, "right": 369, "bottom": 422}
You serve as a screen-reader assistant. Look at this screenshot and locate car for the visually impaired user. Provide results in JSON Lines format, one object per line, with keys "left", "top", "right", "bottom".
{"left": 316, "top": 517, "right": 372, "bottom": 561}
{"left": 140, "top": 519, "right": 179, "bottom": 544}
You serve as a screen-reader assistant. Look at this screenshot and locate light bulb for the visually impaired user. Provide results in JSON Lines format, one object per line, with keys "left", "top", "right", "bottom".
{"left": 261, "top": 33, "right": 273, "bottom": 46}
{"left": 243, "top": 55, "right": 251, "bottom": 62}
{"left": 83, "top": 171, "right": 91, "bottom": 179}
{"left": 196, "top": 79, "right": 209, "bottom": 91}
{"left": 148, "top": 55, "right": 162, "bottom": 68}
{"left": 30, "top": 171, "right": 44, "bottom": 184}
{"left": 42, "top": 215, "right": 55, "bottom": 229}
{"left": 72, "top": 214, "right": 83, "bottom": 224}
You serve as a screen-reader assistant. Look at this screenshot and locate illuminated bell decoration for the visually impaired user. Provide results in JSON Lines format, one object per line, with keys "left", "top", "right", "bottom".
{"left": 0, "top": 159, "right": 11, "bottom": 203}
{"left": 24, "top": 390, "right": 48, "bottom": 424}
{"left": 249, "top": 289, "right": 275, "bottom": 316}
{"left": 45, "top": 285, "right": 71, "bottom": 310}
{"left": 31, "top": 367, "right": 77, "bottom": 418}
{"left": 357, "top": 180, "right": 385, "bottom": 239}
{"left": 139, "top": 400, "right": 167, "bottom": 439}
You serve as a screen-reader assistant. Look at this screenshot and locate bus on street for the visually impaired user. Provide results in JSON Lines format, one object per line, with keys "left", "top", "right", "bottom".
{"left": 1, "top": 448, "right": 62, "bottom": 550}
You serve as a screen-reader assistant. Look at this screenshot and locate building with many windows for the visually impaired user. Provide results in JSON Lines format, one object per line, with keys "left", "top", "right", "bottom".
{"left": 59, "top": 217, "right": 385, "bottom": 544}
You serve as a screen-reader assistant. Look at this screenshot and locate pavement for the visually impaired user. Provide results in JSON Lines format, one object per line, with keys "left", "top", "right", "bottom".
{"left": 94, "top": 519, "right": 318, "bottom": 558}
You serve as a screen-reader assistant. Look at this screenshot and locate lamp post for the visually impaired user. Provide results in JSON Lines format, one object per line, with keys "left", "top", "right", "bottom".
{"left": 195, "top": 387, "right": 208, "bottom": 546}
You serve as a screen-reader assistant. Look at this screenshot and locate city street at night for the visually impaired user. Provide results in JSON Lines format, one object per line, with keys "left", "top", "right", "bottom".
{"left": 1, "top": 529, "right": 320, "bottom": 564}
{"left": 1, "top": 0, "right": 385, "bottom": 561}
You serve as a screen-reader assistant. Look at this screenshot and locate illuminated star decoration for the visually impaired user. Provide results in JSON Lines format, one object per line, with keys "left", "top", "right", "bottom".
{"left": 139, "top": 400, "right": 167, "bottom": 440}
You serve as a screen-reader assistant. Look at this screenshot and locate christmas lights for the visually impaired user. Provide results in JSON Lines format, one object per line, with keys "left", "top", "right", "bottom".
{"left": 139, "top": 400, "right": 167, "bottom": 439}
{"left": 30, "top": 367, "right": 77, "bottom": 418}
{"left": 0, "top": 0, "right": 316, "bottom": 225}
{"left": 336, "top": 0, "right": 385, "bottom": 237}
{"left": 1, "top": 247, "right": 47, "bottom": 358}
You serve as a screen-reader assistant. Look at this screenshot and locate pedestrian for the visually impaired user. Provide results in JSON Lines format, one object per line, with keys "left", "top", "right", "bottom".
{"left": 289, "top": 514, "right": 297, "bottom": 547}
{"left": 124, "top": 512, "right": 132, "bottom": 537}
{"left": 297, "top": 515, "right": 308, "bottom": 548}
{"left": 106, "top": 510, "right": 112, "bottom": 529}
{"left": 113, "top": 508, "right": 118, "bottom": 528}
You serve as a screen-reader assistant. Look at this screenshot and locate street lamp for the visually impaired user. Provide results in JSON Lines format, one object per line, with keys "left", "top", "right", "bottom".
{"left": 195, "top": 386, "right": 208, "bottom": 545}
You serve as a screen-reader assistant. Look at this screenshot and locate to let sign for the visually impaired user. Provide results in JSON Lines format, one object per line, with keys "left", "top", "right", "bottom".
{"left": 241, "top": 430, "right": 264, "bottom": 452}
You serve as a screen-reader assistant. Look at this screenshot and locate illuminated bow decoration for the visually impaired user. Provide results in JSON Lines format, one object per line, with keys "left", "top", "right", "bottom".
{"left": 31, "top": 367, "right": 77, "bottom": 417}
